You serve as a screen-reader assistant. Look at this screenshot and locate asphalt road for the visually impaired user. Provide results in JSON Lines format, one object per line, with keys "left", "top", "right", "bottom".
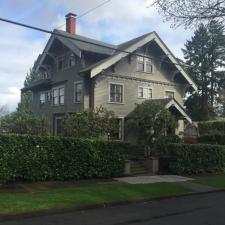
{"left": 1, "top": 191, "right": 225, "bottom": 225}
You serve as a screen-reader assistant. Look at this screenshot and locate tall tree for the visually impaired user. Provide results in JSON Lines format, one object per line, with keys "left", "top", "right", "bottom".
{"left": 0, "top": 105, "right": 9, "bottom": 117}
{"left": 182, "top": 20, "right": 225, "bottom": 120}
{"left": 152, "top": 0, "right": 225, "bottom": 27}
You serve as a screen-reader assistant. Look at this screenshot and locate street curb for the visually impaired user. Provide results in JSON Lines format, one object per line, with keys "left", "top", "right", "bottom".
{"left": 0, "top": 188, "right": 225, "bottom": 223}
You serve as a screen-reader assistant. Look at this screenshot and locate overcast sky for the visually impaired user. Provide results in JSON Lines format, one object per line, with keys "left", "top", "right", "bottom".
{"left": 0, "top": 0, "right": 193, "bottom": 111}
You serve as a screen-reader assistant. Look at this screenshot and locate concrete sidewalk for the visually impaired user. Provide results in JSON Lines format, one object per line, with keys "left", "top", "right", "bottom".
{"left": 114, "top": 175, "right": 194, "bottom": 184}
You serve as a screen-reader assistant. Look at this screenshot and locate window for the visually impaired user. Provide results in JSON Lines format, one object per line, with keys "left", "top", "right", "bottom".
{"left": 74, "top": 82, "right": 83, "bottom": 103}
{"left": 57, "top": 53, "right": 76, "bottom": 71}
{"left": 59, "top": 87, "right": 65, "bottom": 104}
{"left": 46, "top": 91, "right": 51, "bottom": 102}
{"left": 138, "top": 87, "right": 152, "bottom": 99}
{"left": 109, "top": 83, "right": 123, "bottom": 103}
{"left": 53, "top": 86, "right": 65, "bottom": 105}
{"left": 137, "top": 56, "right": 144, "bottom": 71}
{"left": 145, "top": 58, "right": 153, "bottom": 73}
{"left": 69, "top": 53, "right": 76, "bottom": 67}
{"left": 40, "top": 93, "right": 45, "bottom": 104}
{"left": 137, "top": 56, "right": 153, "bottom": 73}
{"left": 165, "top": 91, "right": 175, "bottom": 99}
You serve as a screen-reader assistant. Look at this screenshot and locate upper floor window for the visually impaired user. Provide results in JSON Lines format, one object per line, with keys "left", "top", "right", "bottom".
{"left": 52, "top": 86, "right": 65, "bottom": 105}
{"left": 40, "top": 91, "right": 51, "bottom": 104}
{"left": 40, "top": 93, "right": 45, "bottom": 104}
{"left": 109, "top": 83, "right": 123, "bottom": 103}
{"left": 57, "top": 53, "right": 76, "bottom": 71}
{"left": 138, "top": 87, "right": 152, "bottom": 99}
{"left": 137, "top": 56, "right": 153, "bottom": 73}
{"left": 165, "top": 91, "right": 175, "bottom": 99}
{"left": 74, "top": 82, "right": 83, "bottom": 103}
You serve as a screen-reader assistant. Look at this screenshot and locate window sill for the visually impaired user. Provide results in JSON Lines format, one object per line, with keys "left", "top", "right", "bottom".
{"left": 108, "top": 102, "right": 125, "bottom": 105}
{"left": 137, "top": 70, "right": 153, "bottom": 74}
{"left": 137, "top": 97, "right": 152, "bottom": 100}
{"left": 52, "top": 104, "right": 65, "bottom": 106}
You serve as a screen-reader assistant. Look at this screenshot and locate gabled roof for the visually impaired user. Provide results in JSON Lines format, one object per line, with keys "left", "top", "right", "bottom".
{"left": 147, "top": 98, "right": 192, "bottom": 123}
{"left": 36, "top": 29, "right": 197, "bottom": 91}
{"left": 54, "top": 29, "right": 116, "bottom": 56}
{"left": 81, "top": 31, "right": 197, "bottom": 91}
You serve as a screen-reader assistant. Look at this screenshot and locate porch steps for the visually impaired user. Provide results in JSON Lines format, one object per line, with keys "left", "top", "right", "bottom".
{"left": 131, "top": 161, "right": 151, "bottom": 175}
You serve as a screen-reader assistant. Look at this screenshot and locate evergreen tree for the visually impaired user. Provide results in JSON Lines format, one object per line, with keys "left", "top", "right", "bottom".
{"left": 182, "top": 20, "right": 225, "bottom": 120}
{"left": 24, "top": 68, "right": 39, "bottom": 87}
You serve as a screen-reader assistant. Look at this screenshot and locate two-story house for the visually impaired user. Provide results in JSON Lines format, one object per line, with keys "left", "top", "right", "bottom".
{"left": 21, "top": 13, "right": 197, "bottom": 139}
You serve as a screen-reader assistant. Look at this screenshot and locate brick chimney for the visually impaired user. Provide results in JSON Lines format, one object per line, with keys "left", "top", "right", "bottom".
{"left": 66, "top": 13, "right": 77, "bottom": 34}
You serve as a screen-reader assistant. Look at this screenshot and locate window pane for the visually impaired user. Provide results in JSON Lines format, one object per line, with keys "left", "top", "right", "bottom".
{"left": 40, "top": 93, "right": 45, "bottom": 104}
{"left": 146, "top": 60, "right": 153, "bottom": 73}
{"left": 69, "top": 54, "right": 76, "bottom": 67}
{"left": 53, "top": 89, "right": 58, "bottom": 97}
{"left": 59, "top": 87, "right": 64, "bottom": 96}
{"left": 75, "top": 83, "right": 82, "bottom": 102}
{"left": 46, "top": 92, "right": 51, "bottom": 102}
{"left": 138, "top": 87, "right": 144, "bottom": 98}
{"left": 137, "top": 56, "right": 144, "bottom": 71}
{"left": 53, "top": 96, "right": 58, "bottom": 105}
{"left": 59, "top": 96, "right": 64, "bottom": 104}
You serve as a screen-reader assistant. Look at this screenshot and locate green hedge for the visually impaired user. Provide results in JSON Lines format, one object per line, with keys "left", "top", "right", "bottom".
{"left": 0, "top": 134, "right": 128, "bottom": 183}
{"left": 198, "top": 135, "right": 225, "bottom": 145}
{"left": 198, "top": 121, "right": 225, "bottom": 136}
{"left": 167, "top": 143, "right": 225, "bottom": 174}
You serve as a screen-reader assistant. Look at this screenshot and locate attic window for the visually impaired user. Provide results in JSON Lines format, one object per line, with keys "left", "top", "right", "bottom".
{"left": 137, "top": 56, "right": 153, "bottom": 73}
{"left": 57, "top": 52, "right": 76, "bottom": 71}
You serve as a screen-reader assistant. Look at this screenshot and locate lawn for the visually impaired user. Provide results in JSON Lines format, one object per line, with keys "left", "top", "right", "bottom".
{"left": 193, "top": 174, "right": 225, "bottom": 188}
{"left": 0, "top": 182, "right": 193, "bottom": 215}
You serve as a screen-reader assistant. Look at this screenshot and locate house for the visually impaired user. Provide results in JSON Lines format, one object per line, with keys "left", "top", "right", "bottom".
{"left": 21, "top": 13, "right": 197, "bottom": 139}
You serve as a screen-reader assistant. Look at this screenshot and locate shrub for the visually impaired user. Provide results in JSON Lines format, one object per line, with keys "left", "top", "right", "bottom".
{"left": 0, "top": 134, "right": 128, "bottom": 183}
{"left": 198, "top": 121, "right": 225, "bottom": 136}
{"left": 152, "top": 135, "right": 181, "bottom": 157}
{"left": 198, "top": 134, "right": 225, "bottom": 145}
{"left": 167, "top": 143, "right": 225, "bottom": 174}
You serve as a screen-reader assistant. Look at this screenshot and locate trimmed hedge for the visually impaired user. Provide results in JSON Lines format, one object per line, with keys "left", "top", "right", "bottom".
{"left": 167, "top": 143, "right": 225, "bottom": 174}
{"left": 0, "top": 134, "right": 128, "bottom": 183}
{"left": 198, "top": 121, "right": 225, "bottom": 136}
{"left": 198, "top": 134, "right": 225, "bottom": 145}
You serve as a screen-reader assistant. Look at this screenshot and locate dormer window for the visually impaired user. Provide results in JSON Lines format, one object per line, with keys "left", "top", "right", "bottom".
{"left": 137, "top": 56, "right": 153, "bottom": 73}
{"left": 57, "top": 52, "right": 76, "bottom": 71}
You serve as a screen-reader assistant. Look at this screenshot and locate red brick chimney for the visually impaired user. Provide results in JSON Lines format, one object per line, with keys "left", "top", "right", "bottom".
{"left": 66, "top": 13, "right": 77, "bottom": 34}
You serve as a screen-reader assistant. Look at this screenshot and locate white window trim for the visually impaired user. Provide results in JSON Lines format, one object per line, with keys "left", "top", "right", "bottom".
{"left": 52, "top": 85, "right": 65, "bottom": 106}
{"left": 137, "top": 56, "right": 153, "bottom": 73}
{"left": 74, "top": 81, "right": 83, "bottom": 103}
{"left": 137, "top": 86, "right": 153, "bottom": 99}
{"left": 108, "top": 82, "right": 124, "bottom": 104}
{"left": 165, "top": 90, "right": 175, "bottom": 99}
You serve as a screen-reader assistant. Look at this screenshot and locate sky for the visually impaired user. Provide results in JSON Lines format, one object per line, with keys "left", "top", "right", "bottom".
{"left": 0, "top": 0, "right": 194, "bottom": 111}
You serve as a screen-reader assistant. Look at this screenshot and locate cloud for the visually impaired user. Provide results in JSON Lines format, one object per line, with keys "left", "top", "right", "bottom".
{"left": 0, "top": 0, "right": 193, "bottom": 111}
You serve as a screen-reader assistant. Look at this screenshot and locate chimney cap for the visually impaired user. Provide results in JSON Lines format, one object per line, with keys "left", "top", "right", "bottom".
{"left": 66, "top": 13, "right": 77, "bottom": 18}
